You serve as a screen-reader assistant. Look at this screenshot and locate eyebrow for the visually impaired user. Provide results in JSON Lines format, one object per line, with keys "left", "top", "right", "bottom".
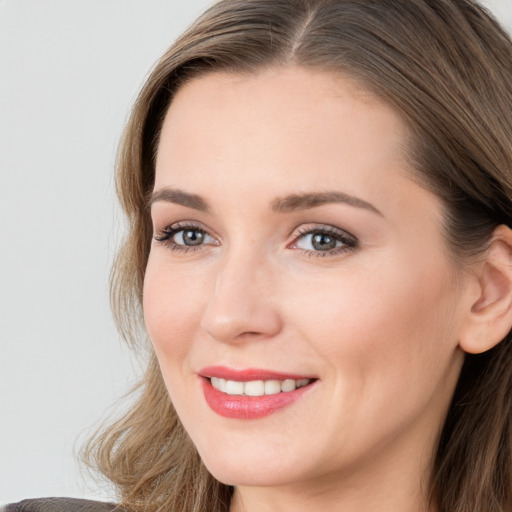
{"left": 148, "top": 187, "right": 210, "bottom": 212}
{"left": 271, "top": 191, "right": 383, "bottom": 216}
{"left": 148, "top": 187, "right": 382, "bottom": 216}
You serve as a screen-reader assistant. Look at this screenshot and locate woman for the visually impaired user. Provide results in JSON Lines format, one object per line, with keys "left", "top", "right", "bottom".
{"left": 5, "top": 0, "right": 512, "bottom": 511}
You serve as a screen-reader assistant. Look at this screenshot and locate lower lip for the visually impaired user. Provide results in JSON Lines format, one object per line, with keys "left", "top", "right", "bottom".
{"left": 200, "top": 378, "right": 315, "bottom": 419}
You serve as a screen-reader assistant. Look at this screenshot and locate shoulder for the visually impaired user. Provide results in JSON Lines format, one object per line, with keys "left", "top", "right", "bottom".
{"left": 1, "top": 498, "right": 126, "bottom": 512}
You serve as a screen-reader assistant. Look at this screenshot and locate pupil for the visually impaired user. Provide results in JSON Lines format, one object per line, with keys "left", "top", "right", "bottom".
{"left": 183, "top": 229, "right": 204, "bottom": 246}
{"left": 312, "top": 233, "right": 336, "bottom": 251}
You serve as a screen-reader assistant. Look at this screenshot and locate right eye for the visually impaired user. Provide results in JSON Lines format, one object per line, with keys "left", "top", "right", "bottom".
{"left": 154, "top": 223, "right": 217, "bottom": 252}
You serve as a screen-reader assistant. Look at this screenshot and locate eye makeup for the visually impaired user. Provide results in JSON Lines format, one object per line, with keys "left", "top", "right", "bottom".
{"left": 153, "top": 220, "right": 359, "bottom": 258}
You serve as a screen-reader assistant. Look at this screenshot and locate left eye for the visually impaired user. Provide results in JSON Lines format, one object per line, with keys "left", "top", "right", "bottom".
{"left": 292, "top": 227, "right": 357, "bottom": 254}
{"left": 295, "top": 232, "right": 342, "bottom": 251}
{"left": 295, "top": 232, "right": 343, "bottom": 251}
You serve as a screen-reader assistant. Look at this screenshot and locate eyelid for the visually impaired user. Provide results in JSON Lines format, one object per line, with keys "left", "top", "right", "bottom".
{"left": 154, "top": 220, "right": 215, "bottom": 237}
{"left": 153, "top": 220, "right": 358, "bottom": 257}
{"left": 290, "top": 223, "right": 357, "bottom": 243}
{"left": 287, "top": 223, "right": 359, "bottom": 256}
{"left": 153, "top": 221, "right": 219, "bottom": 249}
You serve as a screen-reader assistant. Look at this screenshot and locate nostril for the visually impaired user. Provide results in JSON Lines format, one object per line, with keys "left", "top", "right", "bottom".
{"left": 200, "top": 300, "right": 283, "bottom": 344}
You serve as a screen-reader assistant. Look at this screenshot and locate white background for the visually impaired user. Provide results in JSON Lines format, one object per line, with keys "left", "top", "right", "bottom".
{"left": 1, "top": 0, "right": 511, "bottom": 505}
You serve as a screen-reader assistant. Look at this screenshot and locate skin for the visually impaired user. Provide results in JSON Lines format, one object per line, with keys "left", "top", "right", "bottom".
{"left": 143, "top": 66, "right": 484, "bottom": 512}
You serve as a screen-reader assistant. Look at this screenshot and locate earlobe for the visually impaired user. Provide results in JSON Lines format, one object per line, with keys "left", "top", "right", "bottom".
{"left": 459, "top": 225, "right": 512, "bottom": 354}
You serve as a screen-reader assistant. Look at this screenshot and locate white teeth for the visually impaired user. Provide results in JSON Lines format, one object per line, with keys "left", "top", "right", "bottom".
{"left": 225, "top": 380, "right": 244, "bottom": 395}
{"left": 264, "top": 380, "right": 281, "bottom": 395}
{"left": 218, "top": 378, "right": 227, "bottom": 393}
{"left": 211, "top": 377, "right": 227, "bottom": 393}
{"left": 281, "top": 379, "right": 296, "bottom": 392}
{"left": 244, "top": 380, "right": 265, "bottom": 396}
{"left": 210, "top": 377, "right": 312, "bottom": 396}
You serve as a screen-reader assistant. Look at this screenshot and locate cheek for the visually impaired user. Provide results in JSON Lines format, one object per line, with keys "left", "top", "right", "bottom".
{"left": 285, "top": 256, "right": 459, "bottom": 389}
{"left": 143, "top": 256, "right": 206, "bottom": 366}
{"left": 279, "top": 259, "right": 462, "bottom": 461}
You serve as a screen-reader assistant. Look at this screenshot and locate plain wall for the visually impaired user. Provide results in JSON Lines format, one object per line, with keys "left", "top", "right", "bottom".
{"left": 0, "top": 0, "right": 215, "bottom": 503}
{"left": 1, "top": 0, "right": 511, "bottom": 504}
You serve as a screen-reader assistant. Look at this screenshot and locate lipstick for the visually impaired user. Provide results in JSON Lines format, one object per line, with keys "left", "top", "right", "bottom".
{"left": 199, "top": 366, "right": 317, "bottom": 419}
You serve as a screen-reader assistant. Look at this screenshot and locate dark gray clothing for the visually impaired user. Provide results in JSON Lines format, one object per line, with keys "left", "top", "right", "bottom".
{"left": 1, "top": 498, "right": 125, "bottom": 512}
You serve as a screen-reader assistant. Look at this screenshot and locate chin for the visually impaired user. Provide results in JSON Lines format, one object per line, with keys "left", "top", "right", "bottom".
{"left": 194, "top": 436, "right": 311, "bottom": 487}
{"left": 203, "top": 458, "right": 302, "bottom": 488}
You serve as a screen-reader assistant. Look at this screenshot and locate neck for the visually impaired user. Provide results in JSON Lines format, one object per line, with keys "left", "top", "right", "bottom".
{"left": 230, "top": 471, "right": 436, "bottom": 512}
{"left": 229, "top": 431, "right": 438, "bottom": 512}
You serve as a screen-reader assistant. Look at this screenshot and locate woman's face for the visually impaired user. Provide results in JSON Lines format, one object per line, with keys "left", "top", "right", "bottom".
{"left": 144, "top": 67, "right": 472, "bottom": 491}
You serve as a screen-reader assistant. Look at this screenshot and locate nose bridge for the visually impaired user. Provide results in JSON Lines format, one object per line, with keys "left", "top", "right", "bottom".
{"left": 200, "top": 241, "right": 281, "bottom": 343}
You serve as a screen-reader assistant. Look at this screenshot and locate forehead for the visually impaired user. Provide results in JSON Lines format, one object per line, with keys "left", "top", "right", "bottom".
{"left": 155, "top": 67, "right": 412, "bottom": 193}
{"left": 153, "top": 66, "right": 422, "bottom": 220}
{"left": 153, "top": 66, "right": 450, "bottom": 264}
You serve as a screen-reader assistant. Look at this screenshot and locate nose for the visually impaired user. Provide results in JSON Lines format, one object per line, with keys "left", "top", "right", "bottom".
{"left": 200, "top": 248, "right": 283, "bottom": 344}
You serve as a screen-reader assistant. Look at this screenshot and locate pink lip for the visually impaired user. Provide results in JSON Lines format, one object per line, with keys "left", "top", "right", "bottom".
{"left": 199, "top": 365, "right": 315, "bottom": 381}
{"left": 198, "top": 366, "right": 317, "bottom": 419}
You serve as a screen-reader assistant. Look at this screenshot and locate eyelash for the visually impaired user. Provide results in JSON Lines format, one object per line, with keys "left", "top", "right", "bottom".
{"left": 291, "top": 225, "right": 358, "bottom": 257}
{"left": 153, "top": 222, "right": 358, "bottom": 258}
{"left": 153, "top": 222, "right": 212, "bottom": 254}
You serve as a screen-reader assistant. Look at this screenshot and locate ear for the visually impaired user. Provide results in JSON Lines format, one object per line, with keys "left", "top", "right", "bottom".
{"left": 458, "top": 225, "right": 512, "bottom": 354}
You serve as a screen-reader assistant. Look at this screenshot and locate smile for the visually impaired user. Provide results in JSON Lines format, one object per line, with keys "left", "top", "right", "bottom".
{"left": 199, "top": 367, "right": 317, "bottom": 419}
{"left": 210, "top": 377, "right": 312, "bottom": 396}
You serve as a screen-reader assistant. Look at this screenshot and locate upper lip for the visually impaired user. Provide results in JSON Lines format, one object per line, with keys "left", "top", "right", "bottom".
{"left": 198, "top": 366, "right": 317, "bottom": 381}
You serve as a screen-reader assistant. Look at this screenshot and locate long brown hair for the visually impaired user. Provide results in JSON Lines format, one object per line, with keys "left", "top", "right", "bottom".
{"left": 83, "top": 1, "right": 512, "bottom": 511}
